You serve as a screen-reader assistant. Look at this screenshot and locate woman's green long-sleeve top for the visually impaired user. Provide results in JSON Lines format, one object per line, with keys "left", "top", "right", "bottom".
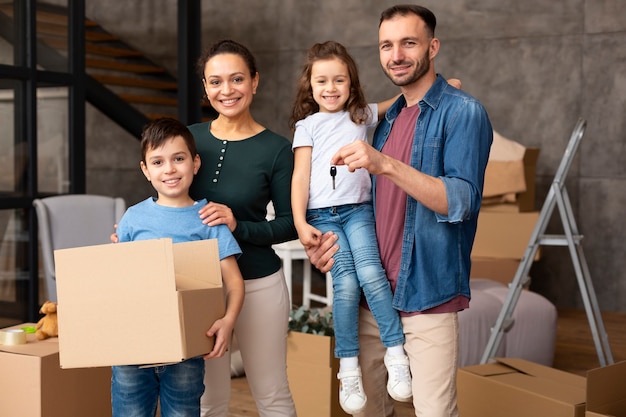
{"left": 188, "top": 121, "right": 297, "bottom": 280}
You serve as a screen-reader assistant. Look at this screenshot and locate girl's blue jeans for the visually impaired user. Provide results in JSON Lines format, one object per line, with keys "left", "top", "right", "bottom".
{"left": 111, "top": 357, "right": 205, "bottom": 417}
{"left": 307, "top": 203, "right": 405, "bottom": 358}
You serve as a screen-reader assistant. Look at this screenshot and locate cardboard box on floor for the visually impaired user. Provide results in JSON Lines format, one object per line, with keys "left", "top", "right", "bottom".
{"left": 286, "top": 331, "right": 349, "bottom": 417}
{"left": 55, "top": 238, "right": 224, "bottom": 368}
{"left": 0, "top": 323, "right": 111, "bottom": 417}
{"left": 586, "top": 360, "right": 626, "bottom": 417}
{"left": 458, "top": 358, "right": 626, "bottom": 417}
{"left": 457, "top": 357, "right": 587, "bottom": 417}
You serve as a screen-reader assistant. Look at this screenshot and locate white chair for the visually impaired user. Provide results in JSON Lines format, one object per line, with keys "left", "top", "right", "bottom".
{"left": 33, "top": 194, "right": 126, "bottom": 302}
{"left": 273, "top": 239, "right": 332, "bottom": 307}
{"left": 267, "top": 202, "right": 332, "bottom": 307}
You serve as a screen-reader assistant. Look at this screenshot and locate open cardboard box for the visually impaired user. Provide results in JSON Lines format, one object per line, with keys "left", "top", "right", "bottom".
{"left": 459, "top": 358, "right": 626, "bottom": 417}
{"left": 55, "top": 238, "right": 225, "bottom": 368}
{"left": 457, "top": 357, "right": 587, "bottom": 417}
{"left": 0, "top": 323, "right": 111, "bottom": 416}
{"left": 286, "top": 331, "right": 349, "bottom": 417}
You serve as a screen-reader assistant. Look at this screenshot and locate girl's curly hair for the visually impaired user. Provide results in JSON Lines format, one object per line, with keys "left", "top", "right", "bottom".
{"left": 289, "top": 41, "right": 370, "bottom": 131}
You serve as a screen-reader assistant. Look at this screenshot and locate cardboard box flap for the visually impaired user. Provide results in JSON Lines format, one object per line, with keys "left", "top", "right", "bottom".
{"left": 462, "top": 361, "right": 518, "bottom": 377}
{"left": 586, "top": 361, "right": 626, "bottom": 416}
{"left": 483, "top": 159, "right": 527, "bottom": 197}
{"left": 178, "top": 287, "right": 224, "bottom": 358}
{"left": 497, "top": 357, "right": 586, "bottom": 388}
{"left": 495, "top": 372, "right": 586, "bottom": 406}
{"left": 465, "top": 358, "right": 588, "bottom": 406}
{"left": 458, "top": 358, "right": 586, "bottom": 417}
{"left": 172, "top": 239, "right": 222, "bottom": 290}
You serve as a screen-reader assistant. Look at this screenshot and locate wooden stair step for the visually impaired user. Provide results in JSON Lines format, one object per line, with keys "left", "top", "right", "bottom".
{"left": 118, "top": 94, "right": 177, "bottom": 106}
{"left": 146, "top": 113, "right": 179, "bottom": 121}
{"left": 0, "top": 6, "right": 96, "bottom": 27}
{"left": 86, "top": 58, "right": 165, "bottom": 74}
{"left": 0, "top": 4, "right": 216, "bottom": 123}
{"left": 32, "top": 22, "right": 116, "bottom": 41}
{"left": 35, "top": 22, "right": 68, "bottom": 37}
{"left": 40, "top": 37, "right": 142, "bottom": 57}
{"left": 86, "top": 43, "right": 143, "bottom": 57}
{"left": 91, "top": 74, "right": 177, "bottom": 90}
{"left": 36, "top": 11, "right": 68, "bottom": 26}
{"left": 85, "top": 31, "right": 119, "bottom": 42}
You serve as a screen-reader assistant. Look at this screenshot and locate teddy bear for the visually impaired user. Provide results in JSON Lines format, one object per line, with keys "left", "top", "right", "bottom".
{"left": 35, "top": 301, "right": 58, "bottom": 340}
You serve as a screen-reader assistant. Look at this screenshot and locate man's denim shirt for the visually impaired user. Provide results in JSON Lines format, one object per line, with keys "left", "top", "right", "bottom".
{"left": 372, "top": 74, "right": 493, "bottom": 312}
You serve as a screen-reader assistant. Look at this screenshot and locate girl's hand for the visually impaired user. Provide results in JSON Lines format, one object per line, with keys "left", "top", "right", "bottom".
{"left": 296, "top": 223, "right": 322, "bottom": 247}
{"left": 199, "top": 201, "right": 237, "bottom": 232}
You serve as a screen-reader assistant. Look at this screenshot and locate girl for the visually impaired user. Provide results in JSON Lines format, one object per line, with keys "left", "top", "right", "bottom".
{"left": 289, "top": 41, "right": 411, "bottom": 415}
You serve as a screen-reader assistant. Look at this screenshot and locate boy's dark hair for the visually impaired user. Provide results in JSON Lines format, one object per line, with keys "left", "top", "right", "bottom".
{"left": 289, "top": 40, "right": 369, "bottom": 130}
{"left": 379, "top": 4, "right": 437, "bottom": 37}
{"left": 141, "top": 117, "right": 197, "bottom": 162}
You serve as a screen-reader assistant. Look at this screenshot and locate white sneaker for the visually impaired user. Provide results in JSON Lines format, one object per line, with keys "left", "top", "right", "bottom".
{"left": 384, "top": 353, "right": 412, "bottom": 402}
{"left": 337, "top": 367, "right": 367, "bottom": 414}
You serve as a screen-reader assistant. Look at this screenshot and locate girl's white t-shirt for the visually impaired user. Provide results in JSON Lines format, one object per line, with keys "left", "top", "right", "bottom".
{"left": 292, "top": 104, "right": 378, "bottom": 209}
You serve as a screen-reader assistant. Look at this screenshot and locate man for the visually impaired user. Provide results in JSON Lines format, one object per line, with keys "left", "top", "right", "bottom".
{"left": 306, "top": 5, "right": 493, "bottom": 417}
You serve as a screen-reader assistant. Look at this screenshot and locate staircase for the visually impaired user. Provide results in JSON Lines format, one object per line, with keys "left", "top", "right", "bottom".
{"left": 0, "top": 3, "right": 213, "bottom": 138}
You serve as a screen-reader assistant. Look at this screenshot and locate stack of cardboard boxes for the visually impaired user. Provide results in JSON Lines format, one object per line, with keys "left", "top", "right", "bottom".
{"left": 462, "top": 144, "right": 626, "bottom": 417}
{"left": 471, "top": 147, "right": 541, "bottom": 285}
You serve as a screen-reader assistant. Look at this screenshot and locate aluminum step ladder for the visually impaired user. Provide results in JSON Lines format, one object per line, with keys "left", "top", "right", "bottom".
{"left": 480, "top": 118, "right": 614, "bottom": 366}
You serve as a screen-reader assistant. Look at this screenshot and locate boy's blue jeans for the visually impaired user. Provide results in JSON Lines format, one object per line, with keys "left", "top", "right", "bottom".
{"left": 111, "top": 357, "right": 205, "bottom": 417}
{"left": 307, "top": 203, "right": 405, "bottom": 358}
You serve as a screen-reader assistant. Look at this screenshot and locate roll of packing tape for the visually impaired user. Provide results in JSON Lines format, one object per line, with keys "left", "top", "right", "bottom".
{"left": 0, "top": 329, "right": 27, "bottom": 345}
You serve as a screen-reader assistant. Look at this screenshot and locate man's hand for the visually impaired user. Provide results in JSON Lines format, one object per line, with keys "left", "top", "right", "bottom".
{"left": 331, "top": 140, "right": 388, "bottom": 176}
{"left": 304, "top": 231, "right": 339, "bottom": 274}
{"left": 447, "top": 78, "right": 462, "bottom": 89}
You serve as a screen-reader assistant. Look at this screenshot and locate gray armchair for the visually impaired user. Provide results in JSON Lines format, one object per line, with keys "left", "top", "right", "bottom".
{"left": 33, "top": 194, "right": 126, "bottom": 302}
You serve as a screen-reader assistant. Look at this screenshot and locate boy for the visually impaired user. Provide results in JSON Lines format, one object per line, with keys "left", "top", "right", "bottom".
{"left": 112, "top": 117, "right": 245, "bottom": 417}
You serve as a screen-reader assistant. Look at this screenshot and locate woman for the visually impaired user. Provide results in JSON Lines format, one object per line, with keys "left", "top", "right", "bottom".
{"left": 188, "top": 40, "right": 297, "bottom": 417}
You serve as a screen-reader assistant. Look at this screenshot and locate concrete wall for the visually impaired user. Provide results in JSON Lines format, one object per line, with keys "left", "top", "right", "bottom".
{"left": 83, "top": 0, "right": 626, "bottom": 312}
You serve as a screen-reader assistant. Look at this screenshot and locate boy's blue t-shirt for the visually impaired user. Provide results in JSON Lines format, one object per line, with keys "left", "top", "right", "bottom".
{"left": 116, "top": 197, "right": 241, "bottom": 260}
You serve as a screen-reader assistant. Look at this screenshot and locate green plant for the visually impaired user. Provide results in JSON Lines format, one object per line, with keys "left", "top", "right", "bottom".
{"left": 289, "top": 305, "right": 334, "bottom": 336}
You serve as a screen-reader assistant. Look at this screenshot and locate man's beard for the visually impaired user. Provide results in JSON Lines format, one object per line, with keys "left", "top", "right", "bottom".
{"left": 383, "top": 49, "right": 430, "bottom": 87}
